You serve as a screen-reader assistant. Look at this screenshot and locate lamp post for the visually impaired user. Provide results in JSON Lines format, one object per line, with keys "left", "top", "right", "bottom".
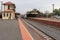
{"left": 0, "top": 0, "right": 3, "bottom": 12}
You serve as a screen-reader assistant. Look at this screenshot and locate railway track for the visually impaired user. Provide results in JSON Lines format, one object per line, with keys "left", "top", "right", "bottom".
{"left": 22, "top": 19, "right": 55, "bottom": 40}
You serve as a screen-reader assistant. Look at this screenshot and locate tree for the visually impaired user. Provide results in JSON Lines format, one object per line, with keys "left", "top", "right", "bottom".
{"left": 32, "top": 9, "right": 43, "bottom": 17}
{"left": 53, "top": 9, "right": 60, "bottom": 16}
{"left": 26, "top": 9, "right": 44, "bottom": 17}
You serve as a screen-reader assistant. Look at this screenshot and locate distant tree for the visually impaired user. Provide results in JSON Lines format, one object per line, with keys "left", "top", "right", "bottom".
{"left": 32, "top": 9, "right": 43, "bottom": 17}
{"left": 53, "top": 8, "right": 60, "bottom": 16}
{"left": 26, "top": 9, "right": 44, "bottom": 17}
{"left": 48, "top": 13, "right": 53, "bottom": 17}
{"left": 43, "top": 14, "right": 46, "bottom": 17}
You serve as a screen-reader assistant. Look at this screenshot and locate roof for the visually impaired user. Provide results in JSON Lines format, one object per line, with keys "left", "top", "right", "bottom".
{"left": 3, "top": 2, "right": 15, "bottom": 5}
{"left": 3, "top": 2, "right": 16, "bottom": 8}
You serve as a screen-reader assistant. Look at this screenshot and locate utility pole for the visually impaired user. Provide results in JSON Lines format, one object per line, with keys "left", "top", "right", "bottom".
{"left": 52, "top": 4, "right": 54, "bottom": 18}
{"left": 52, "top": 4, "right": 54, "bottom": 13}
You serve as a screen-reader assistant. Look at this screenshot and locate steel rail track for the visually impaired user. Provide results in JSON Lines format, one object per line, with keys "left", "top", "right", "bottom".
{"left": 22, "top": 19, "right": 56, "bottom": 40}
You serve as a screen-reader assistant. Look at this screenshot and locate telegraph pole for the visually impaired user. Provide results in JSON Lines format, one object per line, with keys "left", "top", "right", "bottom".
{"left": 52, "top": 4, "right": 54, "bottom": 17}
{"left": 52, "top": 4, "right": 54, "bottom": 13}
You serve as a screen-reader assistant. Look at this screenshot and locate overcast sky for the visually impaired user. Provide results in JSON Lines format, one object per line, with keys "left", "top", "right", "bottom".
{"left": 0, "top": 0, "right": 60, "bottom": 14}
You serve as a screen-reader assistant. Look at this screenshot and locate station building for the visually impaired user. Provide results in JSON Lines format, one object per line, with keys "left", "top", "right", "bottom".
{"left": 2, "top": 2, "right": 16, "bottom": 19}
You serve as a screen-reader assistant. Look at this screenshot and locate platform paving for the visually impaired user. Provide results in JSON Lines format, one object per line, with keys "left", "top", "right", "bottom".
{"left": 0, "top": 19, "right": 22, "bottom": 40}
{"left": 18, "top": 18, "right": 34, "bottom": 40}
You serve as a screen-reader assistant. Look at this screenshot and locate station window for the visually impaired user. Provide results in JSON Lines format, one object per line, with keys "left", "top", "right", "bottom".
{"left": 8, "top": 5, "right": 10, "bottom": 9}
{"left": 7, "top": 13, "right": 8, "bottom": 17}
{"left": 3, "top": 13, "right": 6, "bottom": 17}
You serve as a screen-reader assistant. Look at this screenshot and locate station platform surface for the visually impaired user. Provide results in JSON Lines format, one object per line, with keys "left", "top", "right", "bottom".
{"left": 0, "top": 20, "right": 22, "bottom": 40}
{"left": 0, "top": 19, "right": 34, "bottom": 40}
